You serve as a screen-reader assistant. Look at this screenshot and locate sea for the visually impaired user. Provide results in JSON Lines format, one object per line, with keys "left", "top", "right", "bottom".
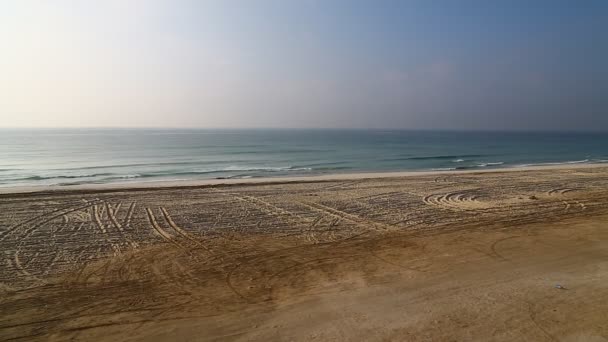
{"left": 1, "top": 129, "right": 607, "bottom": 188}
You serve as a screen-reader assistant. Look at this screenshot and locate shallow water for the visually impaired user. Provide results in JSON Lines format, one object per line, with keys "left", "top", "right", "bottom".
{"left": 1, "top": 129, "right": 607, "bottom": 187}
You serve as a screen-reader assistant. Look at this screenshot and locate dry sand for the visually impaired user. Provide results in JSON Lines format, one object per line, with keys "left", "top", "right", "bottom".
{"left": 1, "top": 165, "right": 608, "bottom": 341}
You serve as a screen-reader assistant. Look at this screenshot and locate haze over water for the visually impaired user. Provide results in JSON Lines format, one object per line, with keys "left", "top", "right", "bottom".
{"left": 1, "top": 129, "right": 607, "bottom": 187}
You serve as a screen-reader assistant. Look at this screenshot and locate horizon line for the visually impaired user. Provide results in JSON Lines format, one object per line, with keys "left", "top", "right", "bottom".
{"left": 0, "top": 126, "right": 607, "bottom": 133}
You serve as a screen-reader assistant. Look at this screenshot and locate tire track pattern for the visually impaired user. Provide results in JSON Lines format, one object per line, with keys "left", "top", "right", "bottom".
{"left": 1, "top": 167, "right": 608, "bottom": 340}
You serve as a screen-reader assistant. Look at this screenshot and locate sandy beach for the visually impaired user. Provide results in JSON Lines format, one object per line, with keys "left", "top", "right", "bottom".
{"left": 1, "top": 165, "right": 608, "bottom": 341}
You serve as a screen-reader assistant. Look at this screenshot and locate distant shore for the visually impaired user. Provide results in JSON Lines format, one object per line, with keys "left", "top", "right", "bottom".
{"left": 1, "top": 162, "right": 606, "bottom": 195}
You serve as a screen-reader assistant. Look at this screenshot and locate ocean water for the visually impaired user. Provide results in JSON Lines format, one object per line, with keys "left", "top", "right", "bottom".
{"left": 1, "top": 129, "right": 607, "bottom": 188}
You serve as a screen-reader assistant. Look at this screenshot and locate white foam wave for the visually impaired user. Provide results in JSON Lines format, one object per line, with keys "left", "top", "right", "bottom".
{"left": 223, "top": 165, "right": 311, "bottom": 172}
{"left": 518, "top": 159, "right": 591, "bottom": 167}
{"left": 120, "top": 174, "right": 140, "bottom": 179}
{"left": 476, "top": 162, "right": 504, "bottom": 167}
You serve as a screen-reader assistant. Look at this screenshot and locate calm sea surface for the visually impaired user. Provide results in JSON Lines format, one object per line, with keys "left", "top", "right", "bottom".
{"left": 1, "top": 129, "right": 607, "bottom": 187}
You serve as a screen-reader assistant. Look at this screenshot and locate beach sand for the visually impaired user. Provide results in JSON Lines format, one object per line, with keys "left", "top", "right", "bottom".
{"left": 1, "top": 165, "right": 608, "bottom": 341}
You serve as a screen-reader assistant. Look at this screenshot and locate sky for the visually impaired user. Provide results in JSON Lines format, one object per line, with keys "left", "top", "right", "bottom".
{"left": 1, "top": 0, "right": 607, "bottom": 130}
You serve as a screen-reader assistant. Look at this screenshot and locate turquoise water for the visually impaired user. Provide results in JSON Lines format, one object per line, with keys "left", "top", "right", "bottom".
{"left": 1, "top": 129, "right": 607, "bottom": 187}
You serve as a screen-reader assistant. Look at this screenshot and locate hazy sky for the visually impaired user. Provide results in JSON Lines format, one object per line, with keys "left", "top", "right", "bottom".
{"left": 1, "top": 1, "right": 607, "bottom": 130}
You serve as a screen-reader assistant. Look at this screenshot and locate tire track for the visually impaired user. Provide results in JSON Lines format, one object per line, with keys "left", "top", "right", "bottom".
{"left": 547, "top": 188, "right": 577, "bottom": 196}
{"left": 113, "top": 202, "right": 122, "bottom": 216}
{"left": 145, "top": 208, "right": 188, "bottom": 251}
{"left": 92, "top": 204, "right": 107, "bottom": 234}
{"left": 123, "top": 202, "right": 136, "bottom": 226}
{"left": 18, "top": 202, "right": 101, "bottom": 241}
{"left": 355, "top": 191, "right": 404, "bottom": 202}
{"left": 159, "top": 207, "right": 210, "bottom": 252}
{"left": 300, "top": 201, "right": 393, "bottom": 232}
{"left": 106, "top": 202, "right": 137, "bottom": 249}
{"left": 106, "top": 202, "right": 123, "bottom": 232}
{"left": 0, "top": 200, "right": 100, "bottom": 242}
{"left": 523, "top": 300, "right": 558, "bottom": 341}
{"left": 145, "top": 208, "right": 174, "bottom": 242}
{"left": 231, "top": 194, "right": 312, "bottom": 228}
{"left": 42, "top": 250, "right": 64, "bottom": 276}
{"left": 13, "top": 250, "right": 44, "bottom": 284}
{"left": 489, "top": 235, "right": 522, "bottom": 261}
{"left": 321, "top": 180, "right": 363, "bottom": 191}
{"left": 243, "top": 196, "right": 308, "bottom": 221}
{"left": 423, "top": 191, "right": 480, "bottom": 210}
{"left": 94, "top": 202, "right": 122, "bottom": 255}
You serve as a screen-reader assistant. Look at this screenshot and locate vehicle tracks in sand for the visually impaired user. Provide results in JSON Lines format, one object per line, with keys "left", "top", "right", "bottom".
{"left": 159, "top": 207, "right": 211, "bottom": 252}
{"left": 1, "top": 200, "right": 101, "bottom": 242}
{"left": 123, "top": 202, "right": 137, "bottom": 226}
{"left": 92, "top": 204, "right": 107, "bottom": 234}
{"left": 422, "top": 190, "right": 491, "bottom": 211}
{"left": 106, "top": 201, "right": 139, "bottom": 248}
{"left": 218, "top": 190, "right": 324, "bottom": 242}
{"left": 223, "top": 230, "right": 372, "bottom": 304}
{"left": 145, "top": 207, "right": 218, "bottom": 263}
{"left": 93, "top": 201, "right": 124, "bottom": 255}
{"left": 2, "top": 167, "right": 608, "bottom": 340}
{"left": 106, "top": 202, "right": 123, "bottom": 233}
{"left": 13, "top": 249, "right": 45, "bottom": 284}
{"left": 547, "top": 188, "right": 578, "bottom": 196}
{"left": 232, "top": 194, "right": 312, "bottom": 226}
{"left": 321, "top": 180, "right": 363, "bottom": 191}
{"left": 299, "top": 201, "right": 394, "bottom": 232}
{"left": 522, "top": 300, "right": 559, "bottom": 342}
{"left": 146, "top": 208, "right": 185, "bottom": 249}
{"left": 489, "top": 235, "right": 522, "bottom": 261}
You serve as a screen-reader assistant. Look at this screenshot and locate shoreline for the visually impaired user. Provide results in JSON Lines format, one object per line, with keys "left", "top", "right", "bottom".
{"left": 1, "top": 162, "right": 606, "bottom": 195}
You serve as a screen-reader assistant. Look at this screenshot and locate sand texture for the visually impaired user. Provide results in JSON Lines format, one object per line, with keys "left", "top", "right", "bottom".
{"left": 1, "top": 166, "right": 608, "bottom": 341}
